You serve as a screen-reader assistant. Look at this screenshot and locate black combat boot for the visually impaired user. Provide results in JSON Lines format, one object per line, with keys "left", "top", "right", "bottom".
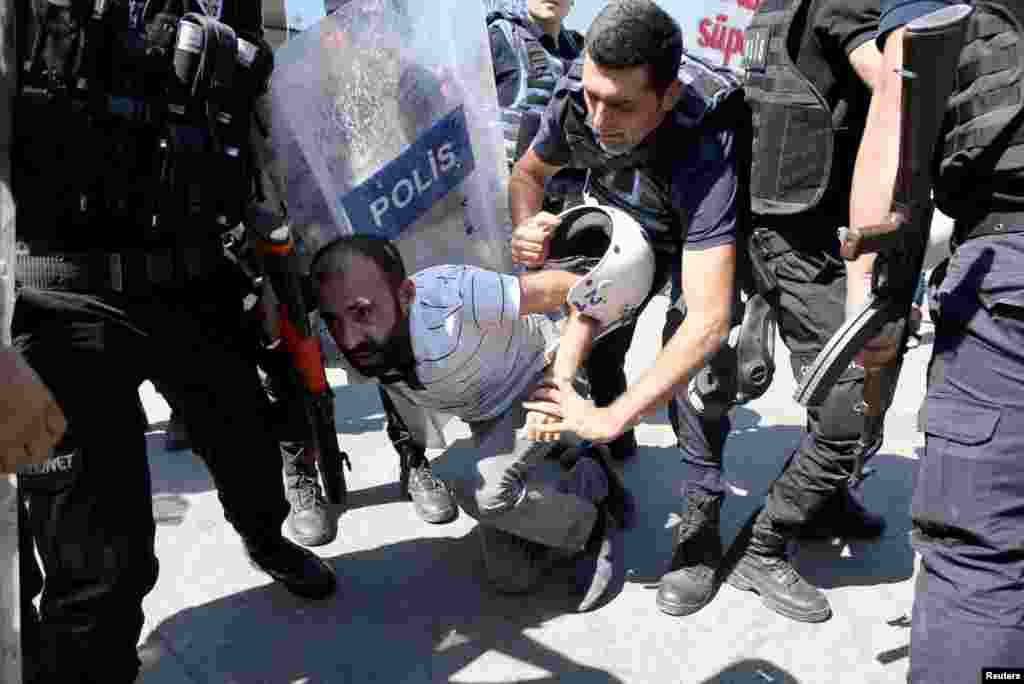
{"left": 245, "top": 534, "right": 338, "bottom": 599}
{"left": 801, "top": 481, "right": 886, "bottom": 540}
{"left": 399, "top": 445, "right": 457, "bottom": 524}
{"left": 726, "top": 508, "right": 831, "bottom": 623}
{"left": 282, "top": 441, "right": 337, "bottom": 546}
{"left": 656, "top": 492, "right": 723, "bottom": 616}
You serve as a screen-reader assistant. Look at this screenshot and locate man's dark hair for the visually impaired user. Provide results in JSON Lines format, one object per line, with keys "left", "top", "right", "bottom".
{"left": 585, "top": 0, "right": 683, "bottom": 97}
{"left": 311, "top": 234, "right": 407, "bottom": 291}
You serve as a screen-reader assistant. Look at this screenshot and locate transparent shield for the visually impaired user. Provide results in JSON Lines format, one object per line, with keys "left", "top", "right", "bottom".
{"left": 267, "top": 0, "right": 513, "bottom": 276}
{"left": 0, "top": 183, "right": 11, "bottom": 349}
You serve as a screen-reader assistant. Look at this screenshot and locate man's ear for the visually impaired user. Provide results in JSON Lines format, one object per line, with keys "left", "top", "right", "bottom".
{"left": 661, "top": 79, "right": 683, "bottom": 113}
{"left": 398, "top": 278, "right": 416, "bottom": 315}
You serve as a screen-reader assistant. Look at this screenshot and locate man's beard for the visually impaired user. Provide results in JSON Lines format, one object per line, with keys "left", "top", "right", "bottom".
{"left": 341, "top": 309, "right": 413, "bottom": 379}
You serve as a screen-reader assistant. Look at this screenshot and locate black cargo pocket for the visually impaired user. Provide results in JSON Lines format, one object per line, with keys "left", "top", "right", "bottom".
{"left": 772, "top": 247, "right": 835, "bottom": 286}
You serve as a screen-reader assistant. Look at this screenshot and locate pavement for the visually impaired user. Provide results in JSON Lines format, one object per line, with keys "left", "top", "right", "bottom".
{"left": 135, "top": 294, "right": 932, "bottom": 684}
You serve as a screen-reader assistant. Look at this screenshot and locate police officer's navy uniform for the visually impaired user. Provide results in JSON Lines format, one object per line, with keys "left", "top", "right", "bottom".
{"left": 9, "top": 0, "right": 335, "bottom": 679}
{"left": 487, "top": 7, "right": 587, "bottom": 214}
{"left": 530, "top": 50, "right": 748, "bottom": 610}
{"left": 487, "top": 9, "right": 581, "bottom": 167}
{"left": 878, "top": 1, "right": 1024, "bottom": 680}
{"left": 712, "top": 0, "right": 886, "bottom": 624}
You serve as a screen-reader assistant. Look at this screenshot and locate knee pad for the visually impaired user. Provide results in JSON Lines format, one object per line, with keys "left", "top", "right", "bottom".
{"left": 686, "top": 293, "right": 776, "bottom": 419}
{"left": 735, "top": 293, "right": 776, "bottom": 403}
{"left": 687, "top": 351, "right": 738, "bottom": 420}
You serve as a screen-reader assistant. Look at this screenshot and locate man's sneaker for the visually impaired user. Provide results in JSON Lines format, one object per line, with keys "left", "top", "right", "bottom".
{"left": 245, "top": 535, "right": 338, "bottom": 600}
{"left": 400, "top": 451, "right": 457, "bottom": 524}
{"left": 164, "top": 410, "right": 192, "bottom": 452}
{"left": 656, "top": 493, "right": 723, "bottom": 616}
{"left": 282, "top": 442, "right": 337, "bottom": 547}
{"left": 801, "top": 483, "right": 886, "bottom": 540}
{"left": 726, "top": 513, "right": 831, "bottom": 623}
{"left": 574, "top": 505, "right": 619, "bottom": 612}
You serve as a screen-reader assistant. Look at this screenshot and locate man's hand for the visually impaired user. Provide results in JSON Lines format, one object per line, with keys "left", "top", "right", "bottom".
{"left": 0, "top": 347, "right": 66, "bottom": 473}
{"left": 524, "top": 376, "right": 564, "bottom": 442}
{"left": 510, "top": 212, "right": 561, "bottom": 267}
{"left": 523, "top": 379, "right": 621, "bottom": 444}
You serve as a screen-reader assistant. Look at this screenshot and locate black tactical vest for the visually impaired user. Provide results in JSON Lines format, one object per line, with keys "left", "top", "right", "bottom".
{"left": 742, "top": 0, "right": 853, "bottom": 216}
{"left": 559, "top": 53, "right": 743, "bottom": 253}
{"left": 934, "top": 0, "right": 1024, "bottom": 219}
{"left": 14, "top": 0, "right": 272, "bottom": 253}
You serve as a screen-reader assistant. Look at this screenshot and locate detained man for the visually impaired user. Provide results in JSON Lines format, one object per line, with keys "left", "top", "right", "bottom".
{"left": 312, "top": 230, "right": 638, "bottom": 610}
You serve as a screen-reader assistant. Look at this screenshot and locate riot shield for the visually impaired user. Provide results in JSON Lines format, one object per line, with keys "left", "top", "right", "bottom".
{"left": 265, "top": 0, "right": 513, "bottom": 448}
{"left": 0, "top": 0, "right": 20, "bottom": 678}
{"left": 266, "top": 0, "right": 513, "bottom": 276}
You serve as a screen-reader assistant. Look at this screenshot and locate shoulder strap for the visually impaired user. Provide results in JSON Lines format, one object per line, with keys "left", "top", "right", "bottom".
{"left": 675, "top": 51, "right": 744, "bottom": 128}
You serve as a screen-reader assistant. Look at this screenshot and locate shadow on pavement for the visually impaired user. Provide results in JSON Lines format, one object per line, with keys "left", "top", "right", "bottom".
{"left": 795, "top": 449, "right": 917, "bottom": 590}
{"left": 139, "top": 395, "right": 918, "bottom": 681}
{"left": 141, "top": 530, "right": 626, "bottom": 683}
{"left": 146, "top": 381, "right": 393, "bottom": 524}
{"left": 620, "top": 404, "right": 916, "bottom": 590}
{"left": 699, "top": 658, "right": 802, "bottom": 683}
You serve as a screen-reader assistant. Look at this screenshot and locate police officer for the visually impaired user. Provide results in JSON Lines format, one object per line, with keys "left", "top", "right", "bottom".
{"left": 9, "top": 0, "right": 337, "bottom": 679}
{"left": 489, "top": 0, "right": 660, "bottom": 465}
{"left": 509, "top": 0, "right": 743, "bottom": 607}
{"left": 852, "top": 1, "right": 1024, "bottom": 680}
{"left": 488, "top": 0, "right": 582, "bottom": 178}
{"left": 710, "top": 0, "right": 887, "bottom": 623}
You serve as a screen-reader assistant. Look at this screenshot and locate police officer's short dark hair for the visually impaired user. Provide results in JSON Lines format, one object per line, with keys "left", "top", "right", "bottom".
{"left": 585, "top": 0, "right": 683, "bottom": 96}
{"left": 312, "top": 234, "right": 407, "bottom": 291}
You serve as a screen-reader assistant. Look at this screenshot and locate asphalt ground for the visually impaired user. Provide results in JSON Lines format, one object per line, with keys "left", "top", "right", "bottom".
{"left": 135, "top": 293, "right": 932, "bottom": 684}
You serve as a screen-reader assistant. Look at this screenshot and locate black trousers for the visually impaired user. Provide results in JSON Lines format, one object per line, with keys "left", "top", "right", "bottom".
{"left": 13, "top": 273, "right": 290, "bottom": 683}
{"left": 746, "top": 226, "right": 866, "bottom": 530}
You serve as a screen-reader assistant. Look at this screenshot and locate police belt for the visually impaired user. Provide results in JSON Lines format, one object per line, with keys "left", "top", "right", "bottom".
{"left": 952, "top": 210, "right": 1024, "bottom": 249}
{"left": 17, "top": 246, "right": 224, "bottom": 293}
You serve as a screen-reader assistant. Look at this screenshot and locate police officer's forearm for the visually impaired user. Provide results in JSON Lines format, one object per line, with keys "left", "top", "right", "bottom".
{"left": 848, "top": 29, "right": 906, "bottom": 314}
{"left": 509, "top": 164, "right": 547, "bottom": 226}
{"left": 607, "top": 309, "right": 730, "bottom": 434}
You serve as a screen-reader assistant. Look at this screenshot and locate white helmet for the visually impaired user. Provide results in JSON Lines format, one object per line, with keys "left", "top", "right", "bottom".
{"left": 546, "top": 203, "right": 656, "bottom": 337}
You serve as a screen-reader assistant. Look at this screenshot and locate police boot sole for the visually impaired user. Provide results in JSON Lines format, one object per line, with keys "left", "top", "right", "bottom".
{"left": 726, "top": 566, "right": 832, "bottom": 623}
{"left": 655, "top": 582, "right": 719, "bottom": 617}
